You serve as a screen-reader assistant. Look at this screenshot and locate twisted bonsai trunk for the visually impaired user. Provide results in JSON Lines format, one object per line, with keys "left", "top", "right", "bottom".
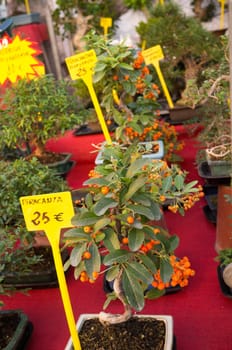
{"left": 99, "top": 269, "right": 132, "bottom": 325}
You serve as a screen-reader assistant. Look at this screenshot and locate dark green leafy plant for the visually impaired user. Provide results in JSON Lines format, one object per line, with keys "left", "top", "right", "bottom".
{"left": 136, "top": 2, "right": 222, "bottom": 103}
{"left": 0, "top": 74, "right": 83, "bottom": 160}
{"left": 64, "top": 143, "right": 203, "bottom": 324}
{"left": 216, "top": 249, "right": 232, "bottom": 267}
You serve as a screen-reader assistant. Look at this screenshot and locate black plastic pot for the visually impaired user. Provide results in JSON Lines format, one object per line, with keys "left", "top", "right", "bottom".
{"left": 0, "top": 310, "right": 33, "bottom": 350}
{"left": 217, "top": 265, "right": 232, "bottom": 298}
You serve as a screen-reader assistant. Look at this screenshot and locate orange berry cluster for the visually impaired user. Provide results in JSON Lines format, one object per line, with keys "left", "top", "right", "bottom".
{"left": 151, "top": 255, "right": 195, "bottom": 290}
{"left": 140, "top": 239, "right": 160, "bottom": 253}
{"left": 168, "top": 186, "right": 204, "bottom": 213}
{"left": 80, "top": 270, "right": 99, "bottom": 284}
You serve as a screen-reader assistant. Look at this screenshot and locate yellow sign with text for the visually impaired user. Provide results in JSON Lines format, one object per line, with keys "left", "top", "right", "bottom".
{"left": 100, "top": 17, "right": 112, "bottom": 36}
{"left": 20, "top": 191, "right": 81, "bottom": 350}
{"left": 142, "top": 45, "right": 174, "bottom": 109}
{"left": 0, "top": 35, "right": 44, "bottom": 84}
{"left": 65, "top": 49, "right": 97, "bottom": 81}
{"left": 142, "top": 45, "right": 164, "bottom": 65}
{"left": 65, "top": 50, "right": 112, "bottom": 144}
{"left": 20, "top": 191, "right": 74, "bottom": 232}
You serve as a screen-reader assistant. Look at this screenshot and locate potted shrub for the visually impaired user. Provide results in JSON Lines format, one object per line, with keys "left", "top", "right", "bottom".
{"left": 0, "top": 157, "right": 70, "bottom": 288}
{"left": 63, "top": 142, "right": 203, "bottom": 349}
{"left": 216, "top": 248, "right": 232, "bottom": 297}
{"left": 136, "top": 2, "right": 223, "bottom": 121}
{"left": 0, "top": 74, "right": 83, "bottom": 172}
{"left": 79, "top": 30, "right": 183, "bottom": 162}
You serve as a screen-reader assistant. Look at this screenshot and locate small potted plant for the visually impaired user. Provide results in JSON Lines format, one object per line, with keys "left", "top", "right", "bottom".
{"left": 136, "top": 2, "right": 223, "bottom": 121}
{"left": 63, "top": 142, "right": 203, "bottom": 349}
{"left": 0, "top": 74, "right": 83, "bottom": 174}
{"left": 216, "top": 248, "right": 232, "bottom": 298}
{"left": 0, "top": 157, "right": 70, "bottom": 288}
{"left": 81, "top": 30, "right": 183, "bottom": 162}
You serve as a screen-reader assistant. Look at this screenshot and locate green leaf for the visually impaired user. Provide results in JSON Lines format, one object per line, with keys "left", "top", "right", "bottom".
{"left": 118, "top": 63, "right": 134, "bottom": 70}
{"left": 103, "top": 249, "right": 131, "bottom": 266}
{"left": 139, "top": 253, "right": 158, "bottom": 274}
{"left": 106, "top": 265, "right": 120, "bottom": 281}
{"left": 122, "top": 268, "right": 145, "bottom": 311}
{"left": 127, "top": 204, "right": 155, "bottom": 220}
{"left": 160, "top": 259, "right": 173, "bottom": 283}
{"left": 104, "top": 227, "right": 121, "bottom": 251}
{"left": 127, "top": 261, "right": 153, "bottom": 284}
{"left": 63, "top": 228, "right": 90, "bottom": 241}
{"left": 126, "top": 159, "right": 150, "bottom": 178}
{"left": 85, "top": 242, "right": 101, "bottom": 278}
{"left": 146, "top": 288, "right": 165, "bottom": 299}
{"left": 70, "top": 243, "right": 87, "bottom": 267}
{"left": 124, "top": 176, "right": 147, "bottom": 202}
{"left": 73, "top": 261, "right": 85, "bottom": 280}
{"left": 71, "top": 212, "right": 99, "bottom": 226}
{"left": 174, "top": 174, "right": 184, "bottom": 190}
{"left": 162, "top": 176, "right": 172, "bottom": 192}
{"left": 94, "top": 217, "right": 111, "bottom": 232}
{"left": 168, "top": 235, "right": 179, "bottom": 252}
{"left": 83, "top": 177, "right": 109, "bottom": 186}
{"left": 128, "top": 228, "right": 144, "bottom": 251}
{"left": 93, "top": 197, "right": 118, "bottom": 216}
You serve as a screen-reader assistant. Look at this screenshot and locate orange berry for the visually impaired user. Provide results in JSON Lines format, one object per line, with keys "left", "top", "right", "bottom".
{"left": 153, "top": 228, "right": 160, "bottom": 234}
{"left": 127, "top": 216, "right": 134, "bottom": 224}
{"left": 83, "top": 251, "right": 91, "bottom": 259}
{"left": 122, "top": 237, "right": 129, "bottom": 244}
{"left": 83, "top": 226, "right": 92, "bottom": 233}
{"left": 92, "top": 271, "right": 99, "bottom": 279}
{"left": 101, "top": 186, "right": 109, "bottom": 195}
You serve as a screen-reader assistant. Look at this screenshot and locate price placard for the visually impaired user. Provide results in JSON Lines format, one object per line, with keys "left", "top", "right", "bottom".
{"left": 100, "top": 17, "right": 112, "bottom": 28}
{"left": 65, "top": 49, "right": 97, "bottom": 81}
{"left": 20, "top": 191, "right": 74, "bottom": 232}
{"left": 142, "top": 45, "right": 164, "bottom": 65}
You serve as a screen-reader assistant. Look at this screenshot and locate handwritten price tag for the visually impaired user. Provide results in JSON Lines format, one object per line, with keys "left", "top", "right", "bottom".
{"left": 20, "top": 191, "right": 74, "bottom": 232}
{"left": 142, "top": 45, "right": 164, "bottom": 65}
{"left": 65, "top": 49, "right": 97, "bottom": 81}
{"left": 142, "top": 45, "right": 174, "bottom": 109}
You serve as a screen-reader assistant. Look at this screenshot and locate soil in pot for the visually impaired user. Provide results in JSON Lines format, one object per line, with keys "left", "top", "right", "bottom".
{"left": 0, "top": 310, "right": 33, "bottom": 350}
{"left": 78, "top": 317, "right": 167, "bottom": 350}
{"left": 2, "top": 246, "right": 69, "bottom": 288}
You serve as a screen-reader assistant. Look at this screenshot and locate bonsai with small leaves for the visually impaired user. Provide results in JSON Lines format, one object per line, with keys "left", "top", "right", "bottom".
{"left": 64, "top": 143, "right": 203, "bottom": 324}
{"left": 136, "top": 2, "right": 222, "bottom": 105}
{"left": 81, "top": 30, "right": 183, "bottom": 162}
{"left": 0, "top": 74, "right": 84, "bottom": 163}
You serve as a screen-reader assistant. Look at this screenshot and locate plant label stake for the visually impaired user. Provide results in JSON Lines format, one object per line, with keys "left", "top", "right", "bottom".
{"left": 100, "top": 17, "right": 112, "bottom": 37}
{"left": 20, "top": 191, "right": 82, "bottom": 350}
{"left": 142, "top": 45, "right": 174, "bottom": 109}
{"left": 218, "top": 0, "right": 225, "bottom": 29}
{"left": 65, "top": 49, "right": 112, "bottom": 144}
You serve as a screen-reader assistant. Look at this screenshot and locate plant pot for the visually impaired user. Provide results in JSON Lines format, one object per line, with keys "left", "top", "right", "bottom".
{"left": 197, "top": 161, "right": 231, "bottom": 185}
{"left": 46, "top": 153, "right": 75, "bottom": 177}
{"left": 206, "top": 160, "right": 232, "bottom": 177}
{"left": 217, "top": 265, "right": 232, "bottom": 298}
{"left": 95, "top": 141, "right": 164, "bottom": 165}
{"left": 169, "top": 105, "right": 202, "bottom": 122}
{"left": 203, "top": 205, "right": 217, "bottom": 225}
{"left": 203, "top": 184, "right": 218, "bottom": 211}
{"left": 215, "top": 185, "right": 232, "bottom": 253}
{"left": 2, "top": 246, "right": 69, "bottom": 289}
{"left": 64, "top": 314, "right": 174, "bottom": 350}
{"left": 0, "top": 309, "right": 33, "bottom": 350}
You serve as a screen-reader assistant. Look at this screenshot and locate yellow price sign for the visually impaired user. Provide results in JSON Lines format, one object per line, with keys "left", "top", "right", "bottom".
{"left": 65, "top": 49, "right": 97, "bottom": 81}
{"left": 142, "top": 45, "right": 174, "bottom": 109}
{"left": 100, "top": 17, "right": 112, "bottom": 37}
{"left": 20, "top": 191, "right": 74, "bottom": 232}
{"left": 65, "top": 50, "right": 112, "bottom": 144}
{"left": 20, "top": 191, "right": 81, "bottom": 350}
{"left": 218, "top": 0, "right": 226, "bottom": 29}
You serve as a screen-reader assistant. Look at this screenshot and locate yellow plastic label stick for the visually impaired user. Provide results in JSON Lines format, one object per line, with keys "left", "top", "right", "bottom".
{"left": 65, "top": 50, "right": 112, "bottom": 144}
{"left": 142, "top": 45, "right": 174, "bottom": 109}
{"left": 20, "top": 192, "right": 82, "bottom": 350}
{"left": 25, "top": 0, "right": 31, "bottom": 14}
{"left": 83, "top": 74, "right": 112, "bottom": 144}
{"left": 100, "top": 17, "right": 112, "bottom": 37}
{"left": 219, "top": 0, "right": 225, "bottom": 30}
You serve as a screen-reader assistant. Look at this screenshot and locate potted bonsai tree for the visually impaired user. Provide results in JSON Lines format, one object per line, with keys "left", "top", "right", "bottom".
{"left": 0, "top": 74, "right": 83, "bottom": 173}
{"left": 63, "top": 142, "right": 203, "bottom": 349}
{"left": 136, "top": 1, "right": 223, "bottom": 121}
{"left": 0, "top": 157, "right": 70, "bottom": 289}
{"left": 78, "top": 30, "right": 184, "bottom": 162}
{"left": 216, "top": 248, "right": 232, "bottom": 297}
